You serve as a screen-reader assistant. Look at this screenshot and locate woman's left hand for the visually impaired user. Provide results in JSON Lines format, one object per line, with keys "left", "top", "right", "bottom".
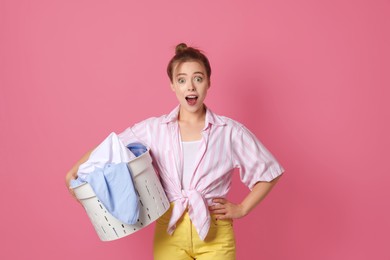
{"left": 209, "top": 198, "right": 247, "bottom": 220}
{"left": 209, "top": 178, "right": 282, "bottom": 221}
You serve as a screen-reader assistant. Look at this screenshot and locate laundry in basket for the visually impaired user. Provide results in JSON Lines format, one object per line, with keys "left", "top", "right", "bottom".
{"left": 70, "top": 132, "right": 170, "bottom": 241}
{"left": 71, "top": 132, "right": 140, "bottom": 224}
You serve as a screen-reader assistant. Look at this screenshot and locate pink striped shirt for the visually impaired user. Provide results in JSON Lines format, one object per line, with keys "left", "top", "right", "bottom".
{"left": 119, "top": 106, "right": 284, "bottom": 240}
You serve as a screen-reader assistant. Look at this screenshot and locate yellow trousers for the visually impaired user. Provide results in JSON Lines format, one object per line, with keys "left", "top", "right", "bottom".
{"left": 153, "top": 205, "right": 236, "bottom": 260}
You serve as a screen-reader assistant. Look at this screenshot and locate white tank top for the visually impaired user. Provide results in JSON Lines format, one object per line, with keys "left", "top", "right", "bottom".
{"left": 181, "top": 140, "right": 202, "bottom": 190}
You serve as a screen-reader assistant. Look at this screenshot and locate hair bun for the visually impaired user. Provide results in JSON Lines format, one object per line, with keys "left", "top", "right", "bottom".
{"left": 175, "top": 43, "right": 188, "bottom": 54}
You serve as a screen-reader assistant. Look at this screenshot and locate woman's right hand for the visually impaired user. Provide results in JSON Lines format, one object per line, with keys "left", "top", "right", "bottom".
{"left": 65, "top": 148, "right": 94, "bottom": 201}
{"left": 65, "top": 168, "right": 79, "bottom": 201}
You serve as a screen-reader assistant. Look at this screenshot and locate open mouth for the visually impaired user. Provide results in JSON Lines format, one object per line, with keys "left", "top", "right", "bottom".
{"left": 185, "top": 95, "right": 198, "bottom": 106}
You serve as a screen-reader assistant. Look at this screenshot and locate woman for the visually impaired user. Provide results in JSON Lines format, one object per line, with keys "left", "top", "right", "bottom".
{"left": 66, "top": 43, "right": 284, "bottom": 259}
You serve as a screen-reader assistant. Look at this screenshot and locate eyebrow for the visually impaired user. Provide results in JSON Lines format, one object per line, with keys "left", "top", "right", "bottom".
{"left": 175, "top": 72, "right": 205, "bottom": 77}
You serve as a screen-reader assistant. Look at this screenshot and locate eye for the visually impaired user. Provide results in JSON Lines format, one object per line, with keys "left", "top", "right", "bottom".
{"left": 177, "top": 78, "right": 186, "bottom": 84}
{"left": 194, "top": 76, "right": 203, "bottom": 83}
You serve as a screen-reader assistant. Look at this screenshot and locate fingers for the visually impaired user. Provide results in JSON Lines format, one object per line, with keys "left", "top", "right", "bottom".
{"left": 66, "top": 185, "right": 81, "bottom": 204}
{"left": 209, "top": 200, "right": 230, "bottom": 218}
{"left": 210, "top": 198, "right": 229, "bottom": 212}
{"left": 209, "top": 202, "right": 226, "bottom": 211}
{"left": 212, "top": 198, "right": 227, "bottom": 204}
{"left": 212, "top": 209, "right": 232, "bottom": 220}
{"left": 210, "top": 198, "right": 243, "bottom": 220}
{"left": 68, "top": 187, "right": 75, "bottom": 197}
{"left": 67, "top": 186, "right": 76, "bottom": 199}
{"left": 210, "top": 208, "right": 227, "bottom": 214}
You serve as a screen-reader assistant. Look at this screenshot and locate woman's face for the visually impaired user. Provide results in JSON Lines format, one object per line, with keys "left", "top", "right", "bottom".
{"left": 170, "top": 61, "right": 210, "bottom": 114}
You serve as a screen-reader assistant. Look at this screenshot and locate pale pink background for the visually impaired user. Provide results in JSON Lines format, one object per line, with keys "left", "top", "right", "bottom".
{"left": 1, "top": 0, "right": 389, "bottom": 259}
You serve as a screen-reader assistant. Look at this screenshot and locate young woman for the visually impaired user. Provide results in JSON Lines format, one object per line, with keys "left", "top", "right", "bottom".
{"left": 65, "top": 43, "right": 284, "bottom": 259}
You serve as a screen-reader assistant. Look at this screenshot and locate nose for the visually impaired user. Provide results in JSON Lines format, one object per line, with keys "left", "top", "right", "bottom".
{"left": 187, "top": 81, "right": 195, "bottom": 91}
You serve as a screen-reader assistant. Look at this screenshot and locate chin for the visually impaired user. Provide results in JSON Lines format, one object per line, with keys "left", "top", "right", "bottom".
{"left": 182, "top": 103, "right": 204, "bottom": 113}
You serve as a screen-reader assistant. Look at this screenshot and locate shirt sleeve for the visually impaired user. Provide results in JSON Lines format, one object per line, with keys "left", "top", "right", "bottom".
{"left": 232, "top": 125, "right": 285, "bottom": 190}
{"left": 118, "top": 119, "right": 152, "bottom": 148}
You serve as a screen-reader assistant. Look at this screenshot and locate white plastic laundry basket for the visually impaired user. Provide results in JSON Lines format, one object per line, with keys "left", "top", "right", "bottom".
{"left": 72, "top": 149, "right": 170, "bottom": 241}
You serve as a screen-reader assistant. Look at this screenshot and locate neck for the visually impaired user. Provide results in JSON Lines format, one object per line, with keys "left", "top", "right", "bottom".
{"left": 178, "top": 105, "right": 206, "bottom": 124}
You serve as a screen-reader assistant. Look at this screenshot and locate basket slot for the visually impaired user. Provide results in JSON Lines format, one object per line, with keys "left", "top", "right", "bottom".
{"left": 112, "top": 227, "right": 119, "bottom": 237}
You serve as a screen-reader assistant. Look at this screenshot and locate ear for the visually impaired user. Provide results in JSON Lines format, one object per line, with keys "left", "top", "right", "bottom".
{"left": 170, "top": 82, "right": 176, "bottom": 92}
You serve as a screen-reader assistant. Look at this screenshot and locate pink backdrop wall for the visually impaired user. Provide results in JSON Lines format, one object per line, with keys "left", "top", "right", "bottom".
{"left": 1, "top": 0, "right": 389, "bottom": 259}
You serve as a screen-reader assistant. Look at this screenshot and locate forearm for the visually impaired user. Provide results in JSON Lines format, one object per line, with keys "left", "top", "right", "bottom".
{"left": 240, "top": 175, "right": 282, "bottom": 216}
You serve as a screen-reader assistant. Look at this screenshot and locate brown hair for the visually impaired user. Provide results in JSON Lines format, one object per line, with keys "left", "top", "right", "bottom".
{"left": 167, "top": 43, "right": 211, "bottom": 83}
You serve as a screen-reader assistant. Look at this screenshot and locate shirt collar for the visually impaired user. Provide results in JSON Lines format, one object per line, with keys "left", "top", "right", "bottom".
{"left": 161, "top": 105, "right": 226, "bottom": 128}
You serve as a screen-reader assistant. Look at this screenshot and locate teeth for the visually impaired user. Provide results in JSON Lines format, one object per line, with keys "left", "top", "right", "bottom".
{"left": 186, "top": 95, "right": 197, "bottom": 99}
